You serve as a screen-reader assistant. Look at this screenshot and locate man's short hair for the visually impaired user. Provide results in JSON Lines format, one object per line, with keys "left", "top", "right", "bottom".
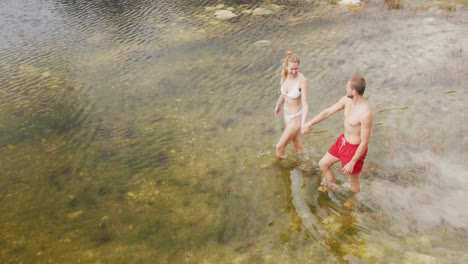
{"left": 349, "top": 75, "right": 366, "bottom": 95}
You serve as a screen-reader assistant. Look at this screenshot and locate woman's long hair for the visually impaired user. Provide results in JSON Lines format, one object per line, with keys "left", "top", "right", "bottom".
{"left": 281, "top": 51, "right": 300, "bottom": 84}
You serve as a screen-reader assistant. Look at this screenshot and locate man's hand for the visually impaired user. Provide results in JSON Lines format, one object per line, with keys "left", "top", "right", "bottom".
{"left": 342, "top": 161, "right": 356, "bottom": 175}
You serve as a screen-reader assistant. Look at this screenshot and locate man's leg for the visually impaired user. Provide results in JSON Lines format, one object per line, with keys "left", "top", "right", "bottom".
{"left": 347, "top": 174, "right": 360, "bottom": 193}
{"left": 319, "top": 152, "right": 340, "bottom": 185}
{"left": 342, "top": 174, "right": 361, "bottom": 208}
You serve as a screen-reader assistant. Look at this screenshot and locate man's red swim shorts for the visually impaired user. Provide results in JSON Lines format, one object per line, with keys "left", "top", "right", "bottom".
{"left": 328, "top": 134, "right": 368, "bottom": 175}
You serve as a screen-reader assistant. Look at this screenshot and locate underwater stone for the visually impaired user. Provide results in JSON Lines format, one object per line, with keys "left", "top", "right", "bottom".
{"left": 402, "top": 251, "right": 436, "bottom": 264}
{"left": 252, "top": 8, "right": 273, "bottom": 16}
{"left": 41, "top": 71, "right": 51, "bottom": 78}
{"left": 235, "top": 106, "right": 252, "bottom": 116}
{"left": 269, "top": 4, "right": 282, "bottom": 11}
{"left": 262, "top": 128, "right": 275, "bottom": 135}
{"left": 254, "top": 40, "right": 271, "bottom": 47}
{"left": 67, "top": 210, "right": 84, "bottom": 219}
{"left": 424, "top": 17, "right": 436, "bottom": 24}
{"left": 221, "top": 118, "right": 237, "bottom": 128}
{"left": 209, "top": 20, "right": 221, "bottom": 25}
{"left": 339, "top": 0, "right": 362, "bottom": 6}
{"left": 160, "top": 78, "right": 182, "bottom": 96}
{"left": 215, "top": 10, "right": 237, "bottom": 20}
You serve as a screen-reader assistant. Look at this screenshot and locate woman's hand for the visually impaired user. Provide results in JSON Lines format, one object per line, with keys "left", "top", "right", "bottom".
{"left": 274, "top": 104, "right": 281, "bottom": 117}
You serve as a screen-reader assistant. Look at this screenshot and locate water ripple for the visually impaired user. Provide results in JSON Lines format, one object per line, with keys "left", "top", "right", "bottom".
{"left": 1, "top": 0, "right": 467, "bottom": 263}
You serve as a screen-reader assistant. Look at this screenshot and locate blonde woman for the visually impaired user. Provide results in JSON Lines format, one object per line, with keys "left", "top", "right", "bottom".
{"left": 274, "top": 51, "right": 309, "bottom": 158}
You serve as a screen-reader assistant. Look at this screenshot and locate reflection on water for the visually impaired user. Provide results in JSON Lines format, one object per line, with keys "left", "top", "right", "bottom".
{"left": 0, "top": 0, "right": 467, "bottom": 263}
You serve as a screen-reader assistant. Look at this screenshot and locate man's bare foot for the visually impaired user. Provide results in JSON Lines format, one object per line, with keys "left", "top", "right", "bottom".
{"left": 343, "top": 199, "right": 354, "bottom": 209}
{"left": 343, "top": 193, "right": 357, "bottom": 209}
{"left": 318, "top": 185, "right": 328, "bottom": 192}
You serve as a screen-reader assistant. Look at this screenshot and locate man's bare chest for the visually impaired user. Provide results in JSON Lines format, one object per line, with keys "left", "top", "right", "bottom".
{"left": 344, "top": 106, "right": 361, "bottom": 128}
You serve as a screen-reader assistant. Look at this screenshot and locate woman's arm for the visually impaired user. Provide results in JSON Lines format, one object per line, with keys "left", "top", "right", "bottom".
{"left": 300, "top": 77, "right": 308, "bottom": 126}
{"left": 275, "top": 94, "right": 285, "bottom": 116}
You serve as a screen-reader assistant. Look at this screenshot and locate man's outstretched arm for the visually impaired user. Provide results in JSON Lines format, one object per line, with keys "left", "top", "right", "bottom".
{"left": 302, "top": 96, "right": 347, "bottom": 134}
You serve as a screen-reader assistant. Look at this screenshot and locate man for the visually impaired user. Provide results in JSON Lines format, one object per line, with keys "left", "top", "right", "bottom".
{"left": 302, "top": 75, "right": 372, "bottom": 200}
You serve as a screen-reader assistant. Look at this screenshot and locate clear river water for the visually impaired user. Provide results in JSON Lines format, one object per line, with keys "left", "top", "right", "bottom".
{"left": 0, "top": 0, "right": 467, "bottom": 263}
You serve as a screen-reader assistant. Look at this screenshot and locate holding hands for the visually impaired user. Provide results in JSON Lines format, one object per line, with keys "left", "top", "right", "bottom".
{"left": 301, "top": 122, "right": 311, "bottom": 134}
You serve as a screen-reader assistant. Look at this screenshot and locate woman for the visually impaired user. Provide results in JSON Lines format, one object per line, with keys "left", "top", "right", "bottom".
{"left": 274, "top": 51, "right": 308, "bottom": 159}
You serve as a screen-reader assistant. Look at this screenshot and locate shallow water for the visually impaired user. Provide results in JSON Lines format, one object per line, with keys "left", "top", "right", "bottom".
{"left": 0, "top": 0, "right": 467, "bottom": 263}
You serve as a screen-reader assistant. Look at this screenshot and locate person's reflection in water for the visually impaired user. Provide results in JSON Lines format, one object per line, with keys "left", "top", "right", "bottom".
{"left": 282, "top": 168, "right": 363, "bottom": 260}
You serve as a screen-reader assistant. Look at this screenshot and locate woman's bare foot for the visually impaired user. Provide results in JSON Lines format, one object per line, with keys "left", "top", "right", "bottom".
{"left": 276, "top": 154, "right": 287, "bottom": 159}
{"left": 276, "top": 149, "right": 286, "bottom": 159}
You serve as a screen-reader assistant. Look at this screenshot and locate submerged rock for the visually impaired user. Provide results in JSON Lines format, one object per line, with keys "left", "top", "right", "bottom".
{"left": 402, "top": 252, "right": 436, "bottom": 264}
{"left": 252, "top": 7, "right": 273, "bottom": 16}
{"left": 41, "top": 71, "right": 51, "bottom": 78}
{"left": 205, "top": 6, "right": 217, "bottom": 11}
{"left": 424, "top": 17, "right": 436, "bottom": 24}
{"left": 254, "top": 40, "right": 271, "bottom": 47}
{"left": 270, "top": 4, "right": 282, "bottom": 11}
{"left": 339, "top": 0, "right": 362, "bottom": 6}
{"left": 215, "top": 10, "right": 237, "bottom": 20}
{"left": 67, "top": 210, "right": 84, "bottom": 219}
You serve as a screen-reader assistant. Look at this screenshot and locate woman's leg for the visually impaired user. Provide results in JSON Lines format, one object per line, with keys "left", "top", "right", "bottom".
{"left": 291, "top": 126, "right": 305, "bottom": 155}
{"left": 276, "top": 118, "right": 301, "bottom": 158}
